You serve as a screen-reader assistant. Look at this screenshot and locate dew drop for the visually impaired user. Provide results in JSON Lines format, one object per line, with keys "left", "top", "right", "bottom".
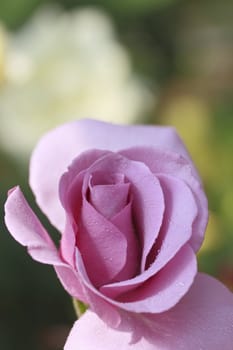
{"left": 178, "top": 282, "right": 185, "bottom": 287}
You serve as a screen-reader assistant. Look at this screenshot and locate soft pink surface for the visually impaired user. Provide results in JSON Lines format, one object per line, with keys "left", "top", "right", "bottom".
{"left": 29, "top": 119, "right": 200, "bottom": 231}
{"left": 5, "top": 120, "right": 209, "bottom": 322}
{"left": 4, "top": 186, "right": 87, "bottom": 301}
{"left": 6, "top": 120, "right": 228, "bottom": 347}
{"left": 120, "top": 147, "right": 207, "bottom": 251}
{"left": 4, "top": 186, "right": 61, "bottom": 265}
{"left": 61, "top": 151, "right": 165, "bottom": 274}
{"left": 65, "top": 273, "right": 233, "bottom": 350}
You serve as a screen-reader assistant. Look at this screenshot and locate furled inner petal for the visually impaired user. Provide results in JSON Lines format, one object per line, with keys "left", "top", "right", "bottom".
{"left": 59, "top": 216, "right": 77, "bottom": 268}
{"left": 100, "top": 174, "right": 197, "bottom": 300}
{"left": 89, "top": 172, "right": 130, "bottom": 219}
{"left": 59, "top": 171, "right": 85, "bottom": 268}
{"left": 78, "top": 196, "right": 128, "bottom": 288}
{"left": 75, "top": 248, "right": 122, "bottom": 328}
{"left": 60, "top": 151, "right": 164, "bottom": 290}
{"left": 145, "top": 174, "right": 198, "bottom": 268}
{"left": 111, "top": 202, "right": 140, "bottom": 281}
{"left": 113, "top": 244, "right": 197, "bottom": 313}
{"left": 59, "top": 150, "right": 108, "bottom": 211}
{"left": 120, "top": 147, "right": 208, "bottom": 252}
{"left": 60, "top": 155, "right": 138, "bottom": 288}
{"left": 82, "top": 152, "right": 165, "bottom": 272}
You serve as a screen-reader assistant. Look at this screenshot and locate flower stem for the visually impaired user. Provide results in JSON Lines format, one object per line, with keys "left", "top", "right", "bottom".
{"left": 72, "top": 298, "right": 88, "bottom": 318}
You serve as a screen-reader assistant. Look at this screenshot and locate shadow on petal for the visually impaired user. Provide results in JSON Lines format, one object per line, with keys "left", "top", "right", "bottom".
{"left": 65, "top": 273, "right": 233, "bottom": 350}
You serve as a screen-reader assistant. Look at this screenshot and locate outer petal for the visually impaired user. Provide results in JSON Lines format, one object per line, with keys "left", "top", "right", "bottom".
{"left": 4, "top": 186, "right": 61, "bottom": 265}
{"left": 30, "top": 119, "right": 196, "bottom": 231}
{"left": 4, "top": 186, "right": 86, "bottom": 301}
{"left": 65, "top": 273, "right": 233, "bottom": 350}
{"left": 75, "top": 249, "right": 121, "bottom": 328}
{"left": 120, "top": 147, "right": 208, "bottom": 251}
{"left": 64, "top": 311, "right": 156, "bottom": 350}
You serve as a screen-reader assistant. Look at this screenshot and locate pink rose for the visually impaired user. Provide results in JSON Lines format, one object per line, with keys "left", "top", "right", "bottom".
{"left": 4, "top": 119, "right": 233, "bottom": 349}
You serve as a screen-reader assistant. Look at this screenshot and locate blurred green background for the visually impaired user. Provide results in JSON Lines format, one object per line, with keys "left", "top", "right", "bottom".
{"left": 0, "top": 0, "right": 233, "bottom": 349}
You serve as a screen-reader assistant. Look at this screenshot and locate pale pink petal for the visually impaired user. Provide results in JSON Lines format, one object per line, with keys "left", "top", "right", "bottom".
{"left": 60, "top": 153, "right": 139, "bottom": 286}
{"left": 75, "top": 249, "right": 121, "bottom": 328}
{"left": 54, "top": 265, "right": 87, "bottom": 302}
{"left": 102, "top": 245, "right": 197, "bottom": 313}
{"left": 76, "top": 242, "right": 196, "bottom": 315}
{"left": 78, "top": 197, "right": 128, "bottom": 287}
{"left": 111, "top": 203, "right": 140, "bottom": 282}
{"left": 65, "top": 273, "right": 233, "bottom": 350}
{"left": 30, "top": 119, "right": 195, "bottom": 231}
{"left": 145, "top": 174, "right": 197, "bottom": 270}
{"left": 4, "top": 186, "right": 62, "bottom": 265}
{"left": 59, "top": 171, "right": 84, "bottom": 268}
{"left": 59, "top": 218, "right": 76, "bottom": 268}
{"left": 90, "top": 182, "right": 130, "bottom": 219}
{"left": 4, "top": 186, "right": 86, "bottom": 301}
{"left": 101, "top": 175, "right": 197, "bottom": 300}
{"left": 64, "top": 311, "right": 156, "bottom": 350}
{"left": 81, "top": 152, "right": 165, "bottom": 271}
{"left": 120, "top": 147, "right": 208, "bottom": 251}
{"left": 66, "top": 152, "right": 164, "bottom": 278}
{"left": 59, "top": 149, "right": 107, "bottom": 213}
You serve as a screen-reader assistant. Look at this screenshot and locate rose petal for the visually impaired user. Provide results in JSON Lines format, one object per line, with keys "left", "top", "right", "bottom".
{"left": 60, "top": 156, "right": 138, "bottom": 286}
{"left": 65, "top": 273, "right": 233, "bottom": 350}
{"left": 65, "top": 151, "right": 164, "bottom": 278}
{"left": 54, "top": 265, "right": 87, "bottom": 301}
{"left": 64, "top": 311, "right": 156, "bottom": 350}
{"left": 76, "top": 240, "right": 196, "bottom": 315}
{"left": 59, "top": 217, "right": 77, "bottom": 268}
{"left": 102, "top": 244, "right": 197, "bottom": 313}
{"left": 145, "top": 174, "right": 197, "bottom": 270}
{"left": 90, "top": 182, "right": 130, "bottom": 219}
{"left": 59, "top": 149, "right": 108, "bottom": 214}
{"left": 75, "top": 248, "right": 121, "bottom": 328}
{"left": 4, "top": 186, "right": 86, "bottom": 301}
{"left": 30, "top": 119, "right": 195, "bottom": 231}
{"left": 111, "top": 202, "right": 140, "bottom": 281}
{"left": 101, "top": 174, "right": 197, "bottom": 300}
{"left": 78, "top": 197, "right": 128, "bottom": 287}
{"left": 4, "top": 186, "right": 61, "bottom": 265}
{"left": 82, "top": 152, "right": 165, "bottom": 271}
{"left": 59, "top": 170, "right": 85, "bottom": 268}
{"left": 120, "top": 147, "right": 208, "bottom": 251}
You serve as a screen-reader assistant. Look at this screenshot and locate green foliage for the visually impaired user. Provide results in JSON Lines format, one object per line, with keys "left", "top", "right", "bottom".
{"left": 0, "top": 0, "right": 179, "bottom": 28}
{"left": 0, "top": 0, "right": 43, "bottom": 28}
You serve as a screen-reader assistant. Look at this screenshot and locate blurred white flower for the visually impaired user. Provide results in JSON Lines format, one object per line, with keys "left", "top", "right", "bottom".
{"left": 0, "top": 25, "right": 5, "bottom": 84}
{"left": 0, "top": 7, "right": 152, "bottom": 158}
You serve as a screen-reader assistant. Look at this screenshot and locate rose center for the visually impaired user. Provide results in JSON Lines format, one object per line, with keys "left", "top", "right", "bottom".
{"left": 76, "top": 169, "right": 140, "bottom": 287}
{"left": 88, "top": 171, "right": 130, "bottom": 219}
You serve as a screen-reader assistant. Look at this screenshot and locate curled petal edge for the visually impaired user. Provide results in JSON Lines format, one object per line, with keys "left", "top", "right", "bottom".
{"left": 4, "top": 186, "right": 86, "bottom": 301}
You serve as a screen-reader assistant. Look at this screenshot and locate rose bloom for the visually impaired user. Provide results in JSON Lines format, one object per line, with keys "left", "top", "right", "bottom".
{"left": 4, "top": 119, "right": 233, "bottom": 349}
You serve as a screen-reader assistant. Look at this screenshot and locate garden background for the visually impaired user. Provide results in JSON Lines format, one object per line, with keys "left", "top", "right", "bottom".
{"left": 0, "top": 0, "right": 233, "bottom": 349}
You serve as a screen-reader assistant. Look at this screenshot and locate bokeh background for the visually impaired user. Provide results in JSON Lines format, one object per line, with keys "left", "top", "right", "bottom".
{"left": 0, "top": 0, "right": 233, "bottom": 349}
